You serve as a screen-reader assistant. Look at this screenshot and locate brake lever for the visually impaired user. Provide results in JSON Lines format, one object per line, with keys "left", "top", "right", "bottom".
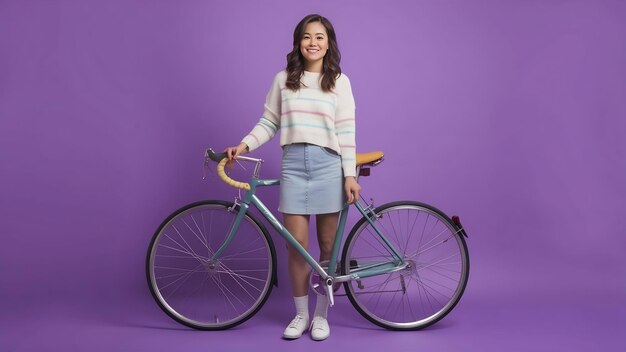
{"left": 202, "top": 150, "right": 213, "bottom": 180}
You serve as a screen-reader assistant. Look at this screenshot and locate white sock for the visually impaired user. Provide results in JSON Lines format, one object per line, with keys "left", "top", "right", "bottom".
{"left": 294, "top": 295, "right": 309, "bottom": 319}
{"left": 313, "top": 294, "right": 329, "bottom": 319}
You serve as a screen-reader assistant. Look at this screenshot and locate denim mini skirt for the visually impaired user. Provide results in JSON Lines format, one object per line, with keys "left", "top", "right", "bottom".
{"left": 279, "top": 143, "right": 343, "bottom": 215}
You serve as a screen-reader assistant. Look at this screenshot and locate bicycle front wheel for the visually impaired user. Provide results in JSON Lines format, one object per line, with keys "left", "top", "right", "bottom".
{"left": 146, "top": 200, "right": 276, "bottom": 330}
{"left": 341, "top": 201, "right": 469, "bottom": 330}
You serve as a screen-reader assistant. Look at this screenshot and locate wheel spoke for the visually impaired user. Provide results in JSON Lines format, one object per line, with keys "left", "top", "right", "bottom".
{"left": 148, "top": 202, "right": 273, "bottom": 329}
{"left": 157, "top": 242, "right": 210, "bottom": 261}
{"left": 344, "top": 203, "right": 468, "bottom": 329}
{"left": 184, "top": 214, "right": 211, "bottom": 252}
{"left": 159, "top": 262, "right": 204, "bottom": 298}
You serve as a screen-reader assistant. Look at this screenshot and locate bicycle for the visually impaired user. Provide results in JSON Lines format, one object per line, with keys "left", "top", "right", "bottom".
{"left": 146, "top": 148, "right": 470, "bottom": 331}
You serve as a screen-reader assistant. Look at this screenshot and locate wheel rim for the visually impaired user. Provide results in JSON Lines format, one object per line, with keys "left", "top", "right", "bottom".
{"left": 344, "top": 204, "right": 469, "bottom": 329}
{"left": 148, "top": 203, "right": 273, "bottom": 329}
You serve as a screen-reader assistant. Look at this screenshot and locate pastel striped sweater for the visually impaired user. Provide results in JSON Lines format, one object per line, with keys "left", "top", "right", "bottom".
{"left": 242, "top": 70, "right": 357, "bottom": 177}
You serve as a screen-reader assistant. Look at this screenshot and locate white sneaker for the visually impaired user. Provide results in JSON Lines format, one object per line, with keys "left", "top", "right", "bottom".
{"left": 282, "top": 315, "right": 309, "bottom": 339}
{"left": 310, "top": 316, "right": 330, "bottom": 341}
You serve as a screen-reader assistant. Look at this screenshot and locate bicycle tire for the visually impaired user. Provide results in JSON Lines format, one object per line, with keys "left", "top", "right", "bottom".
{"left": 146, "top": 200, "right": 277, "bottom": 330}
{"left": 341, "top": 201, "right": 469, "bottom": 330}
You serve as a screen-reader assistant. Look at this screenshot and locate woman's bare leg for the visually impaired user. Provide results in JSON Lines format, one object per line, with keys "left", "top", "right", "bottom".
{"left": 284, "top": 213, "right": 311, "bottom": 297}
{"left": 316, "top": 212, "right": 339, "bottom": 262}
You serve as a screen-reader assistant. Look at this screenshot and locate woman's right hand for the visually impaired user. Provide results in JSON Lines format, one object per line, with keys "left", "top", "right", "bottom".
{"left": 224, "top": 143, "right": 249, "bottom": 160}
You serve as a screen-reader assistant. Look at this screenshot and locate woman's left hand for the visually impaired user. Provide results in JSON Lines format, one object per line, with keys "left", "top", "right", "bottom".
{"left": 344, "top": 176, "right": 361, "bottom": 204}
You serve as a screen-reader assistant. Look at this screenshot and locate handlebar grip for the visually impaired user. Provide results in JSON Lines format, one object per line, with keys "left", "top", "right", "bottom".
{"left": 217, "top": 159, "right": 251, "bottom": 190}
{"left": 207, "top": 148, "right": 228, "bottom": 162}
{"left": 206, "top": 148, "right": 251, "bottom": 190}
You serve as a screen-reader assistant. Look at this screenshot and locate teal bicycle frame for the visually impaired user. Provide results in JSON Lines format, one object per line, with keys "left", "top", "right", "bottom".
{"left": 210, "top": 176, "right": 408, "bottom": 298}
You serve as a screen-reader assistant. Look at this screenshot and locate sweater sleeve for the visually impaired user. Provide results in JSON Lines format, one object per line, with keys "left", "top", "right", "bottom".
{"left": 241, "top": 72, "right": 283, "bottom": 151}
{"left": 335, "top": 74, "right": 357, "bottom": 177}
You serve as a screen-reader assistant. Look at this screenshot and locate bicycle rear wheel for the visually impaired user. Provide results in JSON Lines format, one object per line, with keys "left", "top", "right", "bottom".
{"left": 146, "top": 200, "right": 276, "bottom": 330}
{"left": 341, "top": 201, "right": 469, "bottom": 330}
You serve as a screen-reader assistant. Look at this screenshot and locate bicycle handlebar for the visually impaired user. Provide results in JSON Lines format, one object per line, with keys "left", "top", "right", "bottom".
{"left": 206, "top": 149, "right": 228, "bottom": 162}
{"left": 205, "top": 148, "right": 252, "bottom": 191}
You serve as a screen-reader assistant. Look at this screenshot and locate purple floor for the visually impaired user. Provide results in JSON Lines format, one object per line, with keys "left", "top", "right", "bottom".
{"left": 1, "top": 1, "right": 625, "bottom": 351}
{"left": 2, "top": 267, "right": 623, "bottom": 352}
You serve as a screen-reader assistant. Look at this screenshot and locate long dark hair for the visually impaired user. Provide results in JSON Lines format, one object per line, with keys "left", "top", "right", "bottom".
{"left": 285, "top": 14, "right": 341, "bottom": 92}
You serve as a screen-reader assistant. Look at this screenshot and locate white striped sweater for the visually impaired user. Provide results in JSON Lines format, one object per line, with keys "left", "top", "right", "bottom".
{"left": 242, "top": 70, "right": 357, "bottom": 177}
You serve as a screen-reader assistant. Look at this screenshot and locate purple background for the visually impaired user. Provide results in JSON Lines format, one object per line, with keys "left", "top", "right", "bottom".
{"left": 1, "top": 0, "right": 625, "bottom": 350}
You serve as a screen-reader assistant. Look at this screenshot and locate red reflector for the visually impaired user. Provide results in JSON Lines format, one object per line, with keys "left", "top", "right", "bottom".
{"left": 359, "top": 168, "right": 371, "bottom": 177}
{"left": 451, "top": 216, "right": 461, "bottom": 225}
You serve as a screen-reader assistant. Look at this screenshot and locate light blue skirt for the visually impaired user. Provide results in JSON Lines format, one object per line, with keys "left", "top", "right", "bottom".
{"left": 279, "top": 143, "right": 343, "bottom": 215}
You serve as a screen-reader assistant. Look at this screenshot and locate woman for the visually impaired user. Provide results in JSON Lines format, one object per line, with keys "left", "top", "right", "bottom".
{"left": 225, "top": 14, "right": 360, "bottom": 341}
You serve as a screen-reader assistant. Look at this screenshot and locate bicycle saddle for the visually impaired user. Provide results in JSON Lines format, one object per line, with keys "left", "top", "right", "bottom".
{"left": 356, "top": 151, "right": 384, "bottom": 166}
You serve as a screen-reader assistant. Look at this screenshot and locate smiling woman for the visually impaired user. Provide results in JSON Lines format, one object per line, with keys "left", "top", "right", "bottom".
{"left": 224, "top": 13, "right": 357, "bottom": 342}
{"left": 286, "top": 14, "right": 342, "bottom": 92}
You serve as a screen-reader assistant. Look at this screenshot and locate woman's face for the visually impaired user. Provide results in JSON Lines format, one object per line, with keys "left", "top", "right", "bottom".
{"left": 300, "top": 21, "right": 328, "bottom": 72}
